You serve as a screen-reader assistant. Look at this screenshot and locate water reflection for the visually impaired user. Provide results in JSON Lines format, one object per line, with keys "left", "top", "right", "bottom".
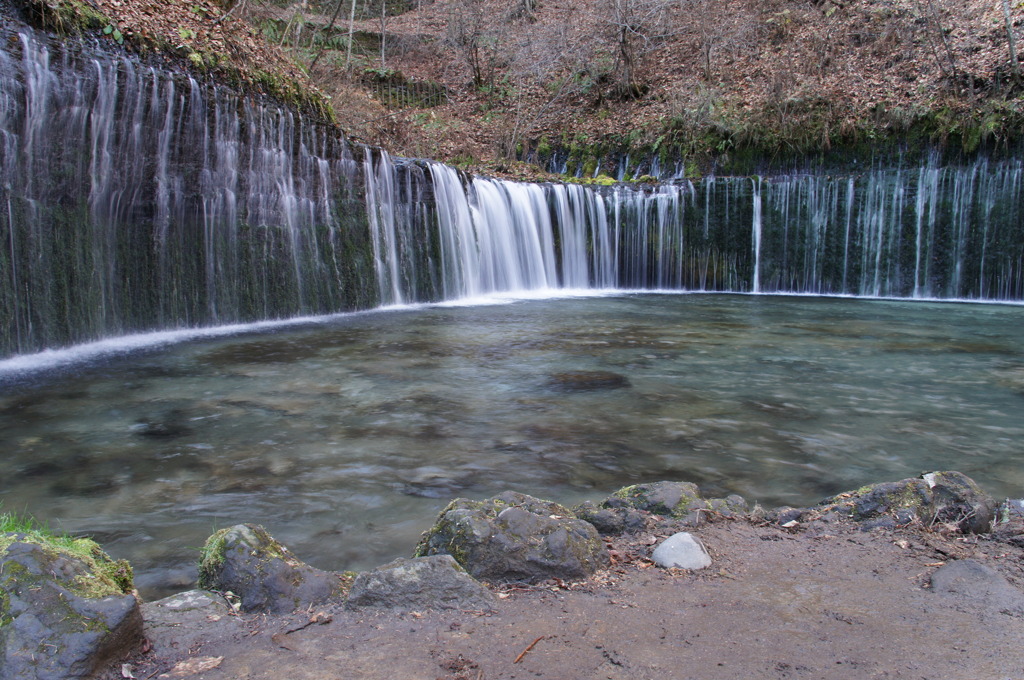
{"left": 1, "top": 293, "right": 1022, "bottom": 598}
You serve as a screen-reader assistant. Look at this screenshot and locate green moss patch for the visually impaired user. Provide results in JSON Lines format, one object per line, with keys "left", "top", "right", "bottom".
{"left": 2, "top": 512, "right": 134, "bottom": 599}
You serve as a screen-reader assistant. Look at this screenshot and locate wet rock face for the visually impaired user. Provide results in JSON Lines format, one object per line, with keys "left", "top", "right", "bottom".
{"left": 820, "top": 471, "right": 997, "bottom": 533}
{"left": 197, "top": 524, "right": 342, "bottom": 613}
{"left": 1, "top": 540, "right": 143, "bottom": 680}
{"left": 346, "top": 555, "right": 496, "bottom": 611}
{"left": 415, "top": 491, "right": 610, "bottom": 583}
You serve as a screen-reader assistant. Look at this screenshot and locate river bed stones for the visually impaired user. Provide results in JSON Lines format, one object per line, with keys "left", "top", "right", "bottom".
{"left": 197, "top": 524, "right": 345, "bottom": 613}
{"left": 1, "top": 536, "right": 142, "bottom": 680}
{"left": 414, "top": 491, "right": 609, "bottom": 583}
{"left": 347, "top": 555, "right": 495, "bottom": 611}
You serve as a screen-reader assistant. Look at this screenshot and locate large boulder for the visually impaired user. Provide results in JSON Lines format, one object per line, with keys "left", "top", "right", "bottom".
{"left": 346, "top": 555, "right": 496, "bottom": 611}
{"left": 197, "top": 524, "right": 344, "bottom": 613}
{"left": 819, "top": 471, "right": 996, "bottom": 533}
{"left": 1, "top": 535, "right": 142, "bottom": 680}
{"left": 414, "top": 491, "right": 609, "bottom": 583}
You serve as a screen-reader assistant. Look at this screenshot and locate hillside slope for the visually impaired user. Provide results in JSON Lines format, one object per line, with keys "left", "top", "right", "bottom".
{"left": 285, "top": 0, "right": 1024, "bottom": 172}
{"left": 11, "top": 0, "right": 1024, "bottom": 175}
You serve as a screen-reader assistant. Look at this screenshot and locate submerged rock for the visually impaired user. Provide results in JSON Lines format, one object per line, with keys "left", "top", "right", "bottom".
{"left": 347, "top": 555, "right": 495, "bottom": 611}
{"left": 818, "top": 471, "right": 996, "bottom": 533}
{"left": 1, "top": 536, "right": 142, "bottom": 680}
{"left": 545, "top": 371, "right": 631, "bottom": 392}
{"left": 651, "top": 532, "right": 713, "bottom": 570}
{"left": 197, "top": 524, "right": 344, "bottom": 613}
{"left": 414, "top": 491, "right": 609, "bottom": 583}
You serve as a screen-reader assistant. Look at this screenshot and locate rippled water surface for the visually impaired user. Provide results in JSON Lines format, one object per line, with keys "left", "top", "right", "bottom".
{"left": 1, "top": 294, "right": 1022, "bottom": 597}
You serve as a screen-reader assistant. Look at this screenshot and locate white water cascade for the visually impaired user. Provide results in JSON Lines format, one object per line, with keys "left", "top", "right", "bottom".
{"left": 2, "top": 25, "right": 1023, "bottom": 359}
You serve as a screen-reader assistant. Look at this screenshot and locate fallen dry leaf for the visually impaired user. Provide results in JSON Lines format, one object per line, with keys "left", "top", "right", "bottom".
{"left": 158, "top": 656, "right": 224, "bottom": 678}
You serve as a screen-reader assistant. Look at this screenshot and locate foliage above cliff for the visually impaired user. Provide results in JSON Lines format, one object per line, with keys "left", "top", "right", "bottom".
{"left": 20, "top": 0, "right": 336, "bottom": 121}
{"left": 254, "top": 0, "right": 1024, "bottom": 170}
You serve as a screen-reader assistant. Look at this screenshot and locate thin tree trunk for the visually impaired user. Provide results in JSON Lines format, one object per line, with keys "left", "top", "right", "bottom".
{"left": 308, "top": 0, "right": 348, "bottom": 71}
{"left": 380, "top": 0, "right": 387, "bottom": 71}
{"left": 1002, "top": 0, "right": 1021, "bottom": 85}
{"left": 345, "top": 0, "right": 358, "bottom": 71}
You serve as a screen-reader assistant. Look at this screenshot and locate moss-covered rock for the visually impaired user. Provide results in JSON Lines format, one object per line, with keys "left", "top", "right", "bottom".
{"left": 818, "top": 471, "right": 996, "bottom": 533}
{"left": 414, "top": 491, "right": 609, "bottom": 583}
{"left": 592, "top": 481, "right": 748, "bottom": 531}
{"left": 198, "top": 524, "right": 345, "bottom": 613}
{"left": 1, "top": 536, "right": 142, "bottom": 679}
{"left": 607, "top": 481, "right": 705, "bottom": 517}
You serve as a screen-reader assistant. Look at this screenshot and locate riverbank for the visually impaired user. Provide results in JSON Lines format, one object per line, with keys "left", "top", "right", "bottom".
{"left": 110, "top": 506, "right": 1024, "bottom": 680}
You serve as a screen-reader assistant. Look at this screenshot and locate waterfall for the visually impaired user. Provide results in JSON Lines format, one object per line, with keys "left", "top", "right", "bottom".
{"left": 752, "top": 179, "right": 762, "bottom": 293}
{"left": 2, "top": 26, "right": 1023, "bottom": 359}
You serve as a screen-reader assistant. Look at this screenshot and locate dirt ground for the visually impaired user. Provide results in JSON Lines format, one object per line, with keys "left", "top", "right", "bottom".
{"left": 114, "top": 516, "right": 1024, "bottom": 680}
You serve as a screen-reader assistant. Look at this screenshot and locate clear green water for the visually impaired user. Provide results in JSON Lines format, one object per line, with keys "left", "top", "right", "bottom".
{"left": 1, "top": 293, "right": 1021, "bottom": 597}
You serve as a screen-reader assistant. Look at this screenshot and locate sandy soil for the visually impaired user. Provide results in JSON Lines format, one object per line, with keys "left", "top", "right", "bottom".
{"left": 113, "top": 515, "right": 1024, "bottom": 680}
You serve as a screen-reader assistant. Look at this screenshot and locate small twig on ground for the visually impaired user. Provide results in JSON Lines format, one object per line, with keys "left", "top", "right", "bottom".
{"left": 513, "top": 636, "right": 545, "bottom": 664}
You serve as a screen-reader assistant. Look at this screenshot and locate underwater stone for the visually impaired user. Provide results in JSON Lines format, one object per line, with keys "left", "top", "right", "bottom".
{"left": 197, "top": 524, "right": 343, "bottom": 613}
{"left": 346, "top": 555, "right": 495, "bottom": 611}
{"left": 415, "top": 491, "right": 609, "bottom": 583}
{"left": 545, "top": 371, "right": 631, "bottom": 392}
{"left": 0, "top": 539, "right": 142, "bottom": 680}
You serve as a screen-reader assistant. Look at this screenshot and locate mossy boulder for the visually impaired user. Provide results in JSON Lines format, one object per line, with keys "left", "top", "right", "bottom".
{"left": 604, "top": 481, "right": 746, "bottom": 517}
{"left": 607, "top": 481, "right": 704, "bottom": 516}
{"left": 819, "top": 471, "right": 996, "bottom": 533}
{"left": 1, "top": 535, "right": 141, "bottom": 679}
{"left": 414, "top": 491, "right": 609, "bottom": 583}
{"left": 198, "top": 524, "right": 344, "bottom": 613}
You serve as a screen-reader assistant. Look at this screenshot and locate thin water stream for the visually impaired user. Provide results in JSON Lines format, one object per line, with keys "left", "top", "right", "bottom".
{"left": 1, "top": 293, "right": 1021, "bottom": 598}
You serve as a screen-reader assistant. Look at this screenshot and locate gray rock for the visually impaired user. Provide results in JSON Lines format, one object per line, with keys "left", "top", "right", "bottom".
{"left": 651, "top": 532, "right": 712, "bottom": 570}
{"left": 415, "top": 491, "right": 609, "bottom": 583}
{"left": 572, "top": 501, "right": 648, "bottom": 535}
{"left": 930, "top": 559, "right": 1024, "bottom": 616}
{"left": 347, "top": 555, "right": 496, "bottom": 611}
{"left": 819, "top": 471, "right": 996, "bottom": 533}
{"left": 197, "top": 524, "right": 343, "bottom": 613}
{"left": 141, "top": 590, "right": 244, "bottom": 659}
{"left": 769, "top": 507, "right": 806, "bottom": 526}
{"left": 605, "top": 481, "right": 704, "bottom": 517}
{"left": 1, "top": 538, "right": 142, "bottom": 680}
